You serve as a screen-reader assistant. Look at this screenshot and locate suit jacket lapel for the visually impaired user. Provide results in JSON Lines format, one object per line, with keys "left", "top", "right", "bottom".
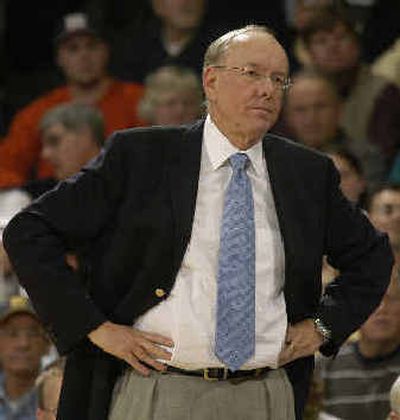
{"left": 168, "top": 120, "right": 204, "bottom": 277}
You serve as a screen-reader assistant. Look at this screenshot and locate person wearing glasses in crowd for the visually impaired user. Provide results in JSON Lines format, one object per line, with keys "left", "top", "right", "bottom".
{"left": 0, "top": 296, "right": 50, "bottom": 420}
{"left": 3, "top": 25, "right": 393, "bottom": 420}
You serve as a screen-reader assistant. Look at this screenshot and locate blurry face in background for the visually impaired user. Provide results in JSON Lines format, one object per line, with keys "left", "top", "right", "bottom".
{"left": 152, "top": 90, "right": 201, "bottom": 125}
{"left": 328, "top": 153, "right": 365, "bottom": 203}
{"left": 308, "top": 22, "right": 360, "bottom": 74}
{"left": 57, "top": 35, "right": 109, "bottom": 86}
{"left": 369, "top": 190, "right": 400, "bottom": 250}
{"left": 293, "top": 0, "right": 334, "bottom": 30}
{"left": 0, "top": 314, "right": 48, "bottom": 378}
{"left": 152, "top": 0, "right": 205, "bottom": 30}
{"left": 286, "top": 77, "right": 341, "bottom": 148}
{"left": 41, "top": 123, "right": 99, "bottom": 180}
{"left": 360, "top": 271, "right": 400, "bottom": 345}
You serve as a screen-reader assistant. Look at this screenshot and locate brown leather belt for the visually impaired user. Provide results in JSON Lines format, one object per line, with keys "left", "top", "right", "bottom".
{"left": 164, "top": 365, "right": 271, "bottom": 381}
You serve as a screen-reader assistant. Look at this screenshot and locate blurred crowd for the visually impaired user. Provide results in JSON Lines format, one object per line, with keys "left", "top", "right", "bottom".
{"left": 0, "top": 0, "right": 400, "bottom": 418}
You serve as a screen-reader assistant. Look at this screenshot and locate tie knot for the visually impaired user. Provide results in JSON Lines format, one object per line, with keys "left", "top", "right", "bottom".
{"left": 229, "top": 153, "right": 249, "bottom": 172}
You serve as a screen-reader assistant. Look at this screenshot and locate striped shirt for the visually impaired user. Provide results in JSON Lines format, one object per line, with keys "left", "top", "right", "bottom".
{"left": 318, "top": 342, "right": 400, "bottom": 420}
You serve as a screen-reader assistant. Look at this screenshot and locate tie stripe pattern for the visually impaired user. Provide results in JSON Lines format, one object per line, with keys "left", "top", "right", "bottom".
{"left": 215, "top": 152, "right": 256, "bottom": 371}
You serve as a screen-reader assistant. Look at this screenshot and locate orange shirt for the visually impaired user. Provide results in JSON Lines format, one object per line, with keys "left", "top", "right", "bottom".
{"left": 0, "top": 79, "right": 145, "bottom": 187}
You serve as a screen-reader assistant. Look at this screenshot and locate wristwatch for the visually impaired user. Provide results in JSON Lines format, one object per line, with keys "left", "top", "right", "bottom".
{"left": 313, "top": 317, "right": 332, "bottom": 344}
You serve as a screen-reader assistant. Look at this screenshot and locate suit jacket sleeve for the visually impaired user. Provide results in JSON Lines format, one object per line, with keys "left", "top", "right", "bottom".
{"left": 319, "top": 158, "right": 393, "bottom": 356}
{"left": 3, "top": 132, "right": 127, "bottom": 355}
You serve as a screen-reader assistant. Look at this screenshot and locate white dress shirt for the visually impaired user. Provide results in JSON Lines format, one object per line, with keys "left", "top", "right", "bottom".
{"left": 134, "top": 115, "right": 287, "bottom": 369}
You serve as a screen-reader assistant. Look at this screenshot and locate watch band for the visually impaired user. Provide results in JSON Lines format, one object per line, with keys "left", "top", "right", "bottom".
{"left": 313, "top": 317, "right": 332, "bottom": 344}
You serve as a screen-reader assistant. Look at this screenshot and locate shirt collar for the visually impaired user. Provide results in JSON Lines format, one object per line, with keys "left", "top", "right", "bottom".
{"left": 203, "top": 115, "right": 265, "bottom": 175}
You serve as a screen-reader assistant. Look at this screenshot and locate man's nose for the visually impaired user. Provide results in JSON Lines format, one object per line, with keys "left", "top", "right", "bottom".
{"left": 41, "top": 145, "right": 49, "bottom": 160}
{"left": 14, "top": 332, "right": 31, "bottom": 348}
{"left": 258, "top": 76, "right": 276, "bottom": 97}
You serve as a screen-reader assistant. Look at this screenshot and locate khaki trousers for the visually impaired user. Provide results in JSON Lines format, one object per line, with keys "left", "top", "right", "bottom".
{"left": 108, "top": 368, "right": 296, "bottom": 420}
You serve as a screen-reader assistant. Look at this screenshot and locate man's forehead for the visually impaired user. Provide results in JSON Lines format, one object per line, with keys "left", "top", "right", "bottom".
{"left": 373, "top": 190, "right": 400, "bottom": 205}
{"left": 41, "top": 123, "right": 66, "bottom": 142}
{"left": 224, "top": 33, "right": 288, "bottom": 68}
{"left": 312, "top": 22, "right": 351, "bottom": 38}
{"left": 290, "top": 78, "right": 337, "bottom": 100}
{"left": 58, "top": 33, "right": 102, "bottom": 49}
{"left": 227, "top": 32, "right": 279, "bottom": 52}
{"left": 1, "top": 312, "right": 41, "bottom": 327}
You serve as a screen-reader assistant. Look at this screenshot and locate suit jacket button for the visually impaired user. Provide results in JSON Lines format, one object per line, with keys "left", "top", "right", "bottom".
{"left": 155, "top": 288, "right": 166, "bottom": 298}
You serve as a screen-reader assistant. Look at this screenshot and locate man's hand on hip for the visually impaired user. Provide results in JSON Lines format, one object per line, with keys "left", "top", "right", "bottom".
{"left": 88, "top": 321, "right": 174, "bottom": 375}
{"left": 278, "top": 319, "right": 324, "bottom": 366}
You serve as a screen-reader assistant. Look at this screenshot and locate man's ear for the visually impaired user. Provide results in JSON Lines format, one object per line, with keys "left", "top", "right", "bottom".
{"left": 202, "top": 66, "right": 218, "bottom": 103}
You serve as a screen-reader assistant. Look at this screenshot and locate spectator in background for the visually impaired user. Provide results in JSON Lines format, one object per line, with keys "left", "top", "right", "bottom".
{"left": 0, "top": 12, "right": 144, "bottom": 189}
{"left": 114, "top": 0, "right": 222, "bottom": 84}
{"left": 34, "top": 103, "right": 104, "bottom": 194}
{"left": 318, "top": 145, "right": 367, "bottom": 289}
{"left": 284, "top": 69, "right": 385, "bottom": 184}
{"left": 285, "top": 70, "right": 342, "bottom": 151}
{"left": 138, "top": 66, "right": 203, "bottom": 126}
{"left": 36, "top": 358, "right": 65, "bottom": 420}
{"left": 367, "top": 184, "right": 400, "bottom": 264}
{"left": 284, "top": 0, "right": 341, "bottom": 72}
{"left": 317, "top": 268, "right": 400, "bottom": 420}
{"left": 372, "top": 38, "right": 400, "bottom": 89}
{"left": 0, "top": 296, "right": 50, "bottom": 419}
{"left": 324, "top": 146, "right": 366, "bottom": 207}
{"left": 301, "top": 7, "right": 400, "bottom": 170}
{"left": 0, "top": 190, "right": 31, "bottom": 307}
{"left": 0, "top": 103, "right": 105, "bottom": 306}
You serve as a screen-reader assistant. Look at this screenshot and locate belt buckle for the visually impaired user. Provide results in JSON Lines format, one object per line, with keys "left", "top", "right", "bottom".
{"left": 203, "top": 368, "right": 228, "bottom": 381}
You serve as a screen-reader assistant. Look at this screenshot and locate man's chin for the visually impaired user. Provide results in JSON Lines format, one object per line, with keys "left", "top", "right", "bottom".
{"left": 251, "top": 117, "right": 276, "bottom": 137}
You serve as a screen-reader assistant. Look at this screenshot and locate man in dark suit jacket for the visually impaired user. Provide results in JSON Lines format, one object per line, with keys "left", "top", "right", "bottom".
{"left": 3, "top": 25, "right": 393, "bottom": 420}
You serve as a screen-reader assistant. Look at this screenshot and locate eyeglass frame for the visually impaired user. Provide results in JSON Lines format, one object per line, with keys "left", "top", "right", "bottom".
{"left": 210, "top": 65, "right": 292, "bottom": 92}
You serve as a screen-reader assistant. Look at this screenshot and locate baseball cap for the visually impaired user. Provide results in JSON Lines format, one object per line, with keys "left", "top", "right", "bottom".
{"left": 54, "top": 12, "right": 104, "bottom": 46}
{"left": 0, "top": 295, "right": 38, "bottom": 324}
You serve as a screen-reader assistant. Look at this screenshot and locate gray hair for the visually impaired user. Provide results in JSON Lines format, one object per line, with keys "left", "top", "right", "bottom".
{"left": 39, "top": 103, "right": 105, "bottom": 147}
{"left": 203, "top": 25, "right": 276, "bottom": 70}
{"left": 138, "top": 65, "right": 204, "bottom": 122}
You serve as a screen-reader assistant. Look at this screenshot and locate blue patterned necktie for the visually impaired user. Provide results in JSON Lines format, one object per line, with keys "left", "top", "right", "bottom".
{"left": 215, "top": 152, "right": 256, "bottom": 371}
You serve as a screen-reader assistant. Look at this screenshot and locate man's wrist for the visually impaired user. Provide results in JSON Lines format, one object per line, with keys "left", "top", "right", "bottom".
{"left": 88, "top": 321, "right": 113, "bottom": 344}
{"left": 313, "top": 317, "right": 332, "bottom": 344}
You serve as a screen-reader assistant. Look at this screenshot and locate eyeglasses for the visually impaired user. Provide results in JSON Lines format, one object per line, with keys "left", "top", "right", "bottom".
{"left": 211, "top": 65, "right": 292, "bottom": 92}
